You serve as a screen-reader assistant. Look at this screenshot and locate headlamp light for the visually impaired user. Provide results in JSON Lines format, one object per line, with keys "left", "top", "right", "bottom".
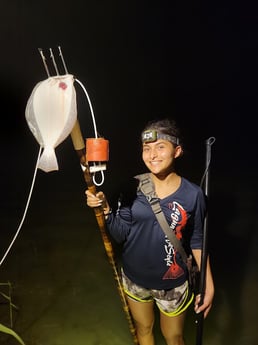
{"left": 142, "top": 130, "right": 179, "bottom": 145}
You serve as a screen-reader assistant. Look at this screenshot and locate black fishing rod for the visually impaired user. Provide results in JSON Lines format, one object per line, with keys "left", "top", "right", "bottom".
{"left": 196, "top": 136, "right": 216, "bottom": 345}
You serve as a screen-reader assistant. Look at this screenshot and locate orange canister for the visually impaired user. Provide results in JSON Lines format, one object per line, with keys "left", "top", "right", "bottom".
{"left": 86, "top": 138, "right": 109, "bottom": 162}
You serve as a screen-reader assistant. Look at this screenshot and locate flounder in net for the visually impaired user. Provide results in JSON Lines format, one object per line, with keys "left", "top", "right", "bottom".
{"left": 25, "top": 74, "right": 77, "bottom": 172}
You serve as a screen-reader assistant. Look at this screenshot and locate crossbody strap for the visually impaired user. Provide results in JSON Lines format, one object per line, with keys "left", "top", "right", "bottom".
{"left": 135, "top": 173, "right": 188, "bottom": 264}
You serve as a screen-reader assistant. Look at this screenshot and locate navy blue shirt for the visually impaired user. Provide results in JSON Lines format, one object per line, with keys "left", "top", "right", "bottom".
{"left": 106, "top": 176, "right": 206, "bottom": 290}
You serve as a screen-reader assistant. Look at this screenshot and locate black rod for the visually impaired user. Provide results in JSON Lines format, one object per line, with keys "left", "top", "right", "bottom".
{"left": 195, "top": 137, "right": 215, "bottom": 345}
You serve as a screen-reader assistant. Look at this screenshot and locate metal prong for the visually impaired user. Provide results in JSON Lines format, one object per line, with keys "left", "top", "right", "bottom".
{"left": 49, "top": 48, "right": 60, "bottom": 75}
{"left": 38, "top": 48, "right": 50, "bottom": 77}
{"left": 58, "top": 46, "right": 69, "bottom": 74}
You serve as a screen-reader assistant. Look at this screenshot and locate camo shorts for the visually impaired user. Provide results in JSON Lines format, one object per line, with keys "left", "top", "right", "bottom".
{"left": 121, "top": 269, "right": 194, "bottom": 317}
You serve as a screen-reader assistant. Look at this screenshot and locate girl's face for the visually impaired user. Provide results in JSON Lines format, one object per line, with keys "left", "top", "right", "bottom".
{"left": 142, "top": 139, "right": 182, "bottom": 176}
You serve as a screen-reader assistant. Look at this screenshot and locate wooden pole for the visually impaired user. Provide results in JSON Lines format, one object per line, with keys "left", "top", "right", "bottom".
{"left": 70, "top": 120, "right": 139, "bottom": 344}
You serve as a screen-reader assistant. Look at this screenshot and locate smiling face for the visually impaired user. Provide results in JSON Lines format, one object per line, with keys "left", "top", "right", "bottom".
{"left": 142, "top": 139, "right": 182, "bottom": 176}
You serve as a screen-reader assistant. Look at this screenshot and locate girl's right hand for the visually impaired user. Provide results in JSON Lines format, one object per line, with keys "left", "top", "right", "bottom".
{"left": 85, "top": 190, "right": 109, "bottom": 210}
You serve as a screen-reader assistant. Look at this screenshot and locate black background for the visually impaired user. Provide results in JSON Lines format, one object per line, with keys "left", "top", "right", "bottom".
{"left": 0, "top": 1, "right": 258, "bottom": 343}
{"left": 1, "top": 1, "right": 257, "bottom": 176}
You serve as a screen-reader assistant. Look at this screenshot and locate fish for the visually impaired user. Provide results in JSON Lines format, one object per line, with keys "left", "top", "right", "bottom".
{"left": 25, "top": 74, "right": 77, "bottom": 172}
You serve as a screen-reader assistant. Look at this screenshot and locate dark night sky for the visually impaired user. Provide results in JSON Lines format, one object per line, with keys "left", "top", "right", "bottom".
{"left": 1, "top": 1, "right": 257, "bottom": 168}
{"left": 0, "top": 0, "right": 258, "bottom": 281}
{"left": 0, "top": 2, "right": 258, "bottom": 343}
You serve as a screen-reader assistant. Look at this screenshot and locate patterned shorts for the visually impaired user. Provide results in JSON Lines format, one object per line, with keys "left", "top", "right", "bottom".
{"left": 121, "top": 269, "right": 194, "bottom": 317}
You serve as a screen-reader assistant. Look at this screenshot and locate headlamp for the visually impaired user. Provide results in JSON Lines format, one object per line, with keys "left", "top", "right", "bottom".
{"left": 142, "top": 130, "right": 179, "bottom": 145}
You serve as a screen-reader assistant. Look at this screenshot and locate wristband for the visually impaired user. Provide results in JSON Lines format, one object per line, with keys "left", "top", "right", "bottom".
{"left": 104, "top": 208, "right": 112, "bottom": 219}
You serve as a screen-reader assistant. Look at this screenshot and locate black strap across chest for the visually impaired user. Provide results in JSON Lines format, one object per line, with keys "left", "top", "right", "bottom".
{"left": 135, "top": 173, "right": 188, "bottom": 263}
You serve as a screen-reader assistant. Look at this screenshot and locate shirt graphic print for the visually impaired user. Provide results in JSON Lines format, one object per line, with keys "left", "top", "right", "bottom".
{"left": 162, "top": 201, "right": 188, "bottom": 280}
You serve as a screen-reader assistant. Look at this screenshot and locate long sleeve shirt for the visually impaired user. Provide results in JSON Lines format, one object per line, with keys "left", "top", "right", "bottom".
{"left": 106, "top": 176, "right": 206, "bottom": 290}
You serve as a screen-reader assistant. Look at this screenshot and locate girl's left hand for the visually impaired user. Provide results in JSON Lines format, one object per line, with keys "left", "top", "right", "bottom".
{"left": 194, "top": 290, "right": 214, "bottom": 318}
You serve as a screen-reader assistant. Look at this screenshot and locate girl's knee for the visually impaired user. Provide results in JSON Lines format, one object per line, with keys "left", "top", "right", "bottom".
{"left": 135, "top": 319, "right": 154, "bottom": 337}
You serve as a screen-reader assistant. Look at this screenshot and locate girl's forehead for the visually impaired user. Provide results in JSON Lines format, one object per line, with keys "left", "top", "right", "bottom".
{"left": 142, "top": 139, "right": 172, "bottom": 147}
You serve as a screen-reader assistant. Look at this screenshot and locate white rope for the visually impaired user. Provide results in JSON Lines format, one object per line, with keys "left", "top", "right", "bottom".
{"left": 0, "top": 74, "right": 105, "bottom": 265}
{"left": 0, "top": 147, "right": 42, "bottom": 267}
{"left": 75, "top": 78, "right": 98, "bottom": 138}
{"left": 75, "top": 78, "right": 105, "bottom": 186}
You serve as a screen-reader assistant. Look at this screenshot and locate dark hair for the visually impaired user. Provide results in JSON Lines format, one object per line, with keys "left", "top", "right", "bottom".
{"left": 141, "top": 118, "right": 183, "bottom": 146}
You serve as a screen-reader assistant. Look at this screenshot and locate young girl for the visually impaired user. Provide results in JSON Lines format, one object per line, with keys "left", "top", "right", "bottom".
{"left": 86, "top": 118, "right": 214, "bottom": 345}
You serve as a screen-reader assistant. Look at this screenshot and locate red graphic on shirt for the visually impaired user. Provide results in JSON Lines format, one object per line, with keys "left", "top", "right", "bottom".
{"left": 162, "top": 202, "right": 188, "bottom": 280}
{"left": 163, "top": 250, "right": 184, "bottom": 279}
{"left": 169, "top": 201, "right": 187, "bottom": 239}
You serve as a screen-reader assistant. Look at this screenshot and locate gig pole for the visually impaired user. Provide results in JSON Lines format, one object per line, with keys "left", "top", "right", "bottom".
{"left": 70, "top": 120, "right": 139, "bottom": 345}
{"left": 36, "top": 47, "right": 138, "bottom": 344}
{"left": 196, "top": 137, "right": 216, "bottom": 345}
